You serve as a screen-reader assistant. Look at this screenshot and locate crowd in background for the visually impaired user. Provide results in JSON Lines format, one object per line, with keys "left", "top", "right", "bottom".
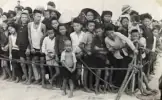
{"left": 0, "top": 0, "right": 162, "bottom": 98}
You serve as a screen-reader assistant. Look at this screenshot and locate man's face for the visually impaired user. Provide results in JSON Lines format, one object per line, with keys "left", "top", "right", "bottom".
{"left": 143, "top": 18, "right": 151, "bottom": 27}
{"left": 131, "top": 32, "right": 139, "bottom": 41}
{"left": 44, "top": 11, "right": 50, "bottom": 19}
{"left": 21, "top": 14, "right": 28, "bottom": 24}
{"left": 34, "top": 13, "right": 41, "bottom": 23}
{"left": 121, "top": 18, "right": 129, "bottom": 28}
{"left": 103, "top": 14, "right": 112, "bottom": 22}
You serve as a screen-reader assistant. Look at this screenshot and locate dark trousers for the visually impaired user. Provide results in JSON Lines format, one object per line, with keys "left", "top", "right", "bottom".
{"left": 12, "top": 50, "right": 23, "bottom": 78}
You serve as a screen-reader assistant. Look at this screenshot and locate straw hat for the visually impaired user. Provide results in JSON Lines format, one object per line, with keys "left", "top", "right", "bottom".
{"left": 122, "top": 5, "right": 131, "bottom": 14}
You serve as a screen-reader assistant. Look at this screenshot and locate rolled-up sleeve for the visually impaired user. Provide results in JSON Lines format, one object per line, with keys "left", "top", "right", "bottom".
{"left": 115, "top": 32, "right": 136, "bottom": 51}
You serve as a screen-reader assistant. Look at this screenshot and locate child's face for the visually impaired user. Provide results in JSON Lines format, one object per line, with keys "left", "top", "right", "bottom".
{"left": 44, "top": 11, "right": 50, "bottom": 19}
{"left": 86, "top": 11, "right": 94, "bottom": 21}
{"left": 48, "top": 30, "right": 55, "bottom": 39}
{"left": 121, "top": 18, "right": 129, "bottom": 27}
{"left": 103, "top": 14, "right": 112, "bottom": 22}
{"left": 51, "top": 11, "right": 57, "bottom": 19}
{"left": 8, "top": 26, "right": 16, "bottom": 34}
{"left": 2, "top": 22, "right": 8, "bottom": 30}
{"left": 21, "top": 14, "right": 28, "bottom": 24}
{"left": 65, "top": 41, "right": 72, "bottom": 52}
{"left": 96, "top": 28, "right": 103, "bottom": 37}
{"left": 73, "top": 23, "right": 82, "bottom": 32}
{"left": 153, "top": 29, "right": 159, "bottom": 37}
{"left": 51, "top": 20, "right": 59, "bottom": 29}
{"left": 59, "top": 26, "right": 67, "bottom": 35}
{"left": 143, "top": 18, "right": 151, "bottom": 27}
{"left": 106, "top": 30, "right": 115, "bottom": 39}
{"left": 87, "top": 22, "right": 95, "bottom": 32}
{"left": 131, "top": 32, "right": 139, "bottom": 41}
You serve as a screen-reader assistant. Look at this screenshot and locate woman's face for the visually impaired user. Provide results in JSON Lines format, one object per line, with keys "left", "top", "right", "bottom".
{"left": 59, "top": 26, "right": 67, "bottom": 35}
{"left": 86, "top": 11, "right": 94, "bottom": 21}
{"left": 8, "top": 26, "right": 16, "bottom": 34}
{"left": 73, "top": 23, "right": 82, "bottom": 32}
{"left": 51, "top": 20, "right": 59, "bottom": 29}
{"left": 121, "top": 18, "right": 129, "bottom": 27}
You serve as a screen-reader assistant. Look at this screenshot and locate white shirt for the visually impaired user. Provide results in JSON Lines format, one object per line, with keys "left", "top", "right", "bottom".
{"left": 30, "top": 22, "right": 43, "bottom": 49}
{"left": 10, "top": 34, "right": 19, "bottom": 50}
{"left": 41, "top": 36, "right": 55, "bottom": 55}
{"left": 70, "top": 31, "right": 85, "bottom": 53}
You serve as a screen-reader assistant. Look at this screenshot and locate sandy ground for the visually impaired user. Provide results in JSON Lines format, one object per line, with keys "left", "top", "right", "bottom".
{"left": 0, "top": 53, "right": 161, "bottom": 100}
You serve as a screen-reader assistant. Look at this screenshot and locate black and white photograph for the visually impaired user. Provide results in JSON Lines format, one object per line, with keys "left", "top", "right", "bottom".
{"left": 0, "top": 0, "right": 162, "bottom": 100}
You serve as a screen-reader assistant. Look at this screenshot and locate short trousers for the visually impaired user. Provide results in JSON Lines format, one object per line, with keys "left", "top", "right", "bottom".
{"left": 30, "top": 48, "right": 45, "bottom": 57}
{"left": 62, "top": 67, "right": 76, "bottom": 80}
{"left": 19, "top": 49, "right": 26, "bottom": 58}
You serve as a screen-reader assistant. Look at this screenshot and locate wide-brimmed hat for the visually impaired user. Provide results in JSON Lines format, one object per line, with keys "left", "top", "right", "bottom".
{"left": 122, "top": 5, "right": 131, "bottom": 14}
{"left": 80, "top": 8, "right": 100, "bottom": 19}
{"left": 49, "top": 9, "right": 61, "bottom": 19}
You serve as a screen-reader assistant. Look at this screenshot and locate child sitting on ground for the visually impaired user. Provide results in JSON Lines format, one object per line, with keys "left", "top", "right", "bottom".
{"left": 61, "top": 40, "right": 77, "bottom": 98}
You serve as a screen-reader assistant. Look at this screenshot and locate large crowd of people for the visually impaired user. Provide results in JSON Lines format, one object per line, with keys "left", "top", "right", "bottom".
{"left": 0, "top": 0, "right": 162, "bottom": 98}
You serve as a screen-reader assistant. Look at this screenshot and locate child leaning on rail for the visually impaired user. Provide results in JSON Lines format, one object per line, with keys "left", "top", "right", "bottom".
{"left": 130, "top": 29, "right": 158, "bottom": 96}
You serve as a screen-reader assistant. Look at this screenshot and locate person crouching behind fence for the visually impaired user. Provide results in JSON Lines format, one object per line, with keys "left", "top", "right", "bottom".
{"left": 104, "top": 24, "right": 138, "bottom": 89}
{"left": 92, "top": 23, "right": 108, "bottom": 94}
{"left": 8, "top": 23, "right": 23, "bottom": 83}
{"left": 61, "top": 40, "right": 77, "bottom": 98}
{"left": 42, "top": 29, "right": 60, "bottom": 88}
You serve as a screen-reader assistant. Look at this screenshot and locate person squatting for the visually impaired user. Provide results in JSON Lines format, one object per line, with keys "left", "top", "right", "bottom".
{"left": 0, "top": 1, "right": 162, "bottom": 98}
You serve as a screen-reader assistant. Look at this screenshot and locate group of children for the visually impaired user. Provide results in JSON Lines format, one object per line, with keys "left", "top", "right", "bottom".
{"left": 0, "top": 1, "right": 162, "bottom": 98}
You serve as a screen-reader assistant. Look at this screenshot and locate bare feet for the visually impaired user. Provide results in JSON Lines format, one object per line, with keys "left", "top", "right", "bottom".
{"left": 68, "top": 92, "right": 73, "bottom": 98}
{"left": 15, "top": 77, "right": 20, "bottom": 83}
{"left": 26, "top": 80, "right": 31, "bottom": 85}
{"left": 62, "top": 91, "right": 67, "bottom": 96}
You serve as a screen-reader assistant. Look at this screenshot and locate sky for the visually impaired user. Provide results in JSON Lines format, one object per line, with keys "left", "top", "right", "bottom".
{"left": 1, "top": 0, "right": 162, "bottom": 20}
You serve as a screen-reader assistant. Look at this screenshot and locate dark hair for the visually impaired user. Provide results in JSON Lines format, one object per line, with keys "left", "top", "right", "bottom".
{"left": 73, "top": 18, "right": 83, "bottom": 25}
{"left": 130, "top": 29, "right": 139, "bottom": 34}
{"left": 51, "top": 17, "right": 58, "bottom": 22}
{"left": 152, "top": 25, "right": 161, "bottom": 32}
{"left": 15, "top": 6, "right": 22, "bottom": 11}
{"left": 105, "top": 24, "right": 114, "bottom": 31}
{"left": 120, "top": 17, "right": 129, "bottom": 24}
{"left": 87, "top": 20, "right": 96, "bottom": 26}
{"left": 47, "top": 1, "right": 56, "bottom": 8}
{"left": 131, "top": 15, "right": 140, "bottom": 23}
{"left": 8, "top": 23, "right": 18, "bottom": 32}
{"left": 33, "top": 9, "right": 42, "bottom": 14}
{"left": 140, "top": 13, "right": 152, "bottom": 21}
{"left": 130, "top": 10, "right": 139, "bottom": 16}
{"left": 24, "top": 7, "right": 33, "bottom": 14}
{"left": 95, "top": 23, "right": 104, "bottom": 30}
